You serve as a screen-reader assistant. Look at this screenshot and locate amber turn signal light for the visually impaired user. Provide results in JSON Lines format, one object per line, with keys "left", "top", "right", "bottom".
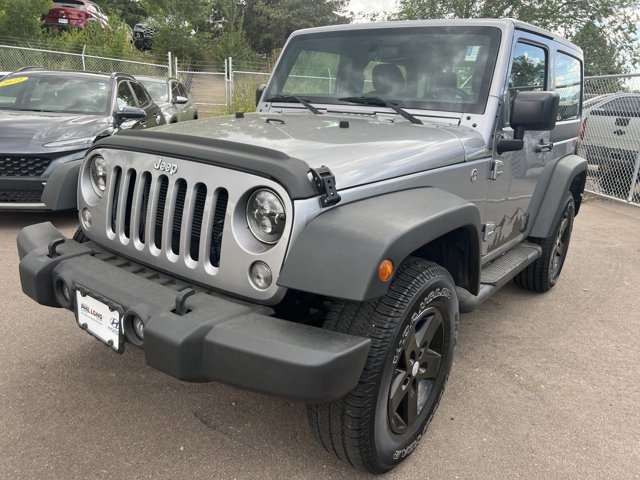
{"left": 378, "top": 259, "right": 394, "bottom": 282}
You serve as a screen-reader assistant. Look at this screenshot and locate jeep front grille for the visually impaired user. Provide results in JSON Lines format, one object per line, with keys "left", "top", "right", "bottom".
{"left": 83, "top": 149, "right": 294, "bottom": 302}
{"left": 108, "top": 166, "right": 229, "bottom": 269}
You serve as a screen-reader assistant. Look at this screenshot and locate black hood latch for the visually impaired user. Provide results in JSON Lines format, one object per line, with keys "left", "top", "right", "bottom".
{"left": 310, "top": 166, "right": 340, "bottom": 208}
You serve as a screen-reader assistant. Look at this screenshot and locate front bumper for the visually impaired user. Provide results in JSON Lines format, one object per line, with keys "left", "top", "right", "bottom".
{"left": 17, "top": 222, "right": 370, "bottom": 402}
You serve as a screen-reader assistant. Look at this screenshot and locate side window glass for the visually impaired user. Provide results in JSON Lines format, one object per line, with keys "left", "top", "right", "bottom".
{"left": 178, "top": 83, "right": 188, "bottom": 98}
{"left": 555, "top": 52, "right": 582, "bottom": 121}
{"left": 506, "top": 42, "right": 547, "bottom": 123}
{"left": 131, "top": 82, "right": 150, "bottom": 107}
{"left": 595, "top": 97, "right": 640, "bottom": 117}
{"left": 116, "top": 82, "right": 136, "bottom": 110}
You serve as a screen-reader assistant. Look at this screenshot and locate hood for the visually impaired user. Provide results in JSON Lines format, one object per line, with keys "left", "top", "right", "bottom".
{"left": 152, "top": 112, "right": 487, "bottom": 190}
{"left": 0, "top": 110, "right": 111, "bottom": 154}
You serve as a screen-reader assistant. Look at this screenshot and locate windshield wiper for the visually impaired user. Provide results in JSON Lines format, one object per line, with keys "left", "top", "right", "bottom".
{"left": 338, "top": 96, "right": 423, "bottom": 125}
{"left": 264, "top": 94, "right": 322, "bottom": 115}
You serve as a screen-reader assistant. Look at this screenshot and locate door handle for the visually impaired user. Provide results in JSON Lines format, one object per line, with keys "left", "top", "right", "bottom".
{"left": 535, "top": 140, "right": 554, "bottom": 152}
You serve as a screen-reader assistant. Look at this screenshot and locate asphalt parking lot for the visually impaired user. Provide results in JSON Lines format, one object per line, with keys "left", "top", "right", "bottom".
{"left": 1, "top": 198, "right": 639, "bottom": 480}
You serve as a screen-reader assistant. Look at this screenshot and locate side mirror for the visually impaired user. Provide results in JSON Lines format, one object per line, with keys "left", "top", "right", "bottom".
{"left": 498, "top": 91, "right": 560, "bottom": 154}
{"left": 117, "top": 106, "right": 146, "bottom": 124}
{"left": 174, "top": 95, "right": 188, "bottom": 105}
{"left": 256, "top": 84, "right": 266, "bottom": 106}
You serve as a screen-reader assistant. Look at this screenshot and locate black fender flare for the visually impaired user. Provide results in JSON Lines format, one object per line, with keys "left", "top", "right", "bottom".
{"left": 278, "top": 187, "right": 482, "bottom": 301}
{"left": 529, "top": 154, "right": 587, "bottom": 239}
{"left": 41, "top": 159, "right": 83, "bottom": 211}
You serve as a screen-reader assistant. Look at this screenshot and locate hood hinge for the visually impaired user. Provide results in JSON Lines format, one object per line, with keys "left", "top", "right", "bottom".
{"left": 310, "top": 165, "right": 341, "bottom": 208}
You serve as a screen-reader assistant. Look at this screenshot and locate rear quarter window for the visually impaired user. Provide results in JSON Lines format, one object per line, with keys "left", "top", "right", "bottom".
{"left": 555, "top": 52, "right": 582, "bottom": 121}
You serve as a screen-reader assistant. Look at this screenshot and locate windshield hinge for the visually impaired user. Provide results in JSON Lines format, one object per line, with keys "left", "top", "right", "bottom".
{"left": 310, "top": 166, "right": 341, "bottom": 208}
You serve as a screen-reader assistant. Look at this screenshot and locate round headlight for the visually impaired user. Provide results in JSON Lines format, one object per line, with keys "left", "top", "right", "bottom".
{"left": 246, "top": 189, "right": 286, "bottom": 244}
{"left": 89, "top": 156, "right": 107, "bottom": 196}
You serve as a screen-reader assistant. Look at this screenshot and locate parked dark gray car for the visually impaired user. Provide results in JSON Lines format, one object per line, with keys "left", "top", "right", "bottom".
{"left": 0, "top": 69, "right": 165, "bottom": 210}
{"left": 137, "top": 76, "right": 198, "bottom": 123}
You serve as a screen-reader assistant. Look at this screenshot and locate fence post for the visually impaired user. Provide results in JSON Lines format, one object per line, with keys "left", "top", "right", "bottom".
{"left": 167, "top": 51, "right": 172, "bottom": 77}
{"left": 81, "top": 44, "right": 86, "bottom": 71}
{"left": 627, "top": 150, "right": 640, "bottom": 202}
{"left": 174, "top": 56, "right": 178, "bottom": 78}
{"left": 224, "top": 58, "right": 229, "bottom": 111}
{"left": 228, "top": 56, "right": 234, "bottom": 112}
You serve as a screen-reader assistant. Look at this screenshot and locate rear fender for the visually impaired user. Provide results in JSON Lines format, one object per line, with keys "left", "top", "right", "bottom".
{"left": 529, "top": 154, "right": 587, "bottom": 238}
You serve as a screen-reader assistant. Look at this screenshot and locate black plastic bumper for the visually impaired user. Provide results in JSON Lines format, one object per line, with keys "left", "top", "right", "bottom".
{"left": 18, "top": 222, "right": 370, "bottom": 402}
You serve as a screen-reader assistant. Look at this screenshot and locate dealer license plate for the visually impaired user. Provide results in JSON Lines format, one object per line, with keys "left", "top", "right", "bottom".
{"left": 58, "top": 18, "right": 69, "bottom": 24}
{"left": 76, "top": 289, "right": 123, "bottom": 352}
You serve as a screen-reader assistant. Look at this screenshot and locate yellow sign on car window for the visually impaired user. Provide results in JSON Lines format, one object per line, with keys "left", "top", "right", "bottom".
{"left": 0, "top": 76, "right": 29, "bottom": 87}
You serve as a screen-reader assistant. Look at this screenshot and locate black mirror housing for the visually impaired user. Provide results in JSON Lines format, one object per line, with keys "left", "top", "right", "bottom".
{"left": 256, "top": 84, "right": 266, "bottom": 106}
{"left": 117, "top": 106, "right": 146, "bottom": 123}
{"left": 511, "top": 91, "right": 560, "bottom": 133}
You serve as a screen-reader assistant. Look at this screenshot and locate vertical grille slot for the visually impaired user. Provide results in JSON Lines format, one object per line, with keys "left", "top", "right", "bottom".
{"left": 210, "top": 188, "right": 228, "bottom": 267}
{"left": 110, "top": 167, "right": 122, "bottom": 234}
{"left": 138, "top": 172, "right": 152, "bottom": 244}
{"left": 171, "top": 179, "right": 187, "bottom": 255}
{"left": 123, "top": 169, "right": 137, "bottom": 239}
{"left": 189, "top": 183, "right": 207, "bottom": 261}
{"left": 154, "top": 175, "right": 168, "bottom": 249}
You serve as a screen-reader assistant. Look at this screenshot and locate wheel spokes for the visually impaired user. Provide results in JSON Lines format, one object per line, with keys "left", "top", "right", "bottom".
{"left": 389, "top": 369, "right": 410, "bottom": 414}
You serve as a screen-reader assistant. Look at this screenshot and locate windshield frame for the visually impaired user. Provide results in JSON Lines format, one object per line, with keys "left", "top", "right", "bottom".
{"left": 265, "top": 25, "right": 502, "bottom": 115}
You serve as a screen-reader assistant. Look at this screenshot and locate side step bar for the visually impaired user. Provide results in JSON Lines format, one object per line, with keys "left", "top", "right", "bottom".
{"left": 457, "top": 242, "right": 542, "bottom": 313}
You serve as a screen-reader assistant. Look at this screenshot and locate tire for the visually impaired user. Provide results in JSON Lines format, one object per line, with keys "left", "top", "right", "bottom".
{"left": 72, "top": 227, "right": 89, "bottom": 243}
{"left": 514, "top": 192, "right": 575, "bottom": 292}
{"left": 307, "top": 258, "right": 458, "bottom": 473}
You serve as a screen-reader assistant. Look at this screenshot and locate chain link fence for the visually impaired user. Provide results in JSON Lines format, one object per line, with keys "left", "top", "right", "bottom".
{"left": 0, "top": 44, "right": 169, "bottom": 78}
{"left": 578, "top": 74, "right": 640, "bottom": 206}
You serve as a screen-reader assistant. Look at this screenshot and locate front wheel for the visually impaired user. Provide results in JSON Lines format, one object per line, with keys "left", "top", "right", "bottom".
{"left": 307, "top": 258, "right": 458, "bottom": 473}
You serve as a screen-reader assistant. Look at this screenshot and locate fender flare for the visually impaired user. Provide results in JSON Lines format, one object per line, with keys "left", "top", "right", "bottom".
{"left": 41, "top": 159, "right": 83, "bottom": 211}
{"left": 529, "top": 154, "right": 587, "bottom": 239}
{"left": 278, "top": 187, "right": 482, "bottom": 301}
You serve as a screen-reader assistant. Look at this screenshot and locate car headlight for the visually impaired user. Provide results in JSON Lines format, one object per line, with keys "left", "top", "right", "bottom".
{"left": 89, "top": 156, "right": 107, "bottom": 196}
{"left": 246, "top": 189, "right": 286, "bottom": 244}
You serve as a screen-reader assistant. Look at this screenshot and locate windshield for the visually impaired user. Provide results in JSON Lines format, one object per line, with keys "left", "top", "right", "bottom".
{"left": 140, "top": 80, "right": 169, "bottom": 103}
{"left": 0, "top": 75, "right": 110, "bottom": 114}
{"left": 266, "top": 26, "right": 501, "bottom": 115}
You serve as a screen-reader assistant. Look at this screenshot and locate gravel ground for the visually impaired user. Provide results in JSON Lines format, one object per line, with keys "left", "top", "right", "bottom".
{"left": 1, "top": 198, "right": 639, "bottom": 480}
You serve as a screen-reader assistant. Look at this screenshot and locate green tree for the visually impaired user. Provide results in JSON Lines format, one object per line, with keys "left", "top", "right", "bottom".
{"left": 243, "top": 0, "right": 349, "bottom": 55}
{"left": 395, "top": 0, "right": 640, "bottom": 72}
{"left": 139, "top": 0, "right": 218, "bottom": 62}
{"left": 572, "top": 21, "right": 623, "bottom": 75}
{"left": 0, "top": 0, "right": 51, "bottom": 38}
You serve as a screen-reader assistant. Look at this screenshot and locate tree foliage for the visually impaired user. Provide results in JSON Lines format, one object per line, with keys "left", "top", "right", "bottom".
{"left": 243, "top": 0, "right": 349, "bottom": 54}
{"left": 0, "top": 0, "right": 51, "bottom": 38}
{"left": 395, "top": 0, "right": 639, "bottom": 73}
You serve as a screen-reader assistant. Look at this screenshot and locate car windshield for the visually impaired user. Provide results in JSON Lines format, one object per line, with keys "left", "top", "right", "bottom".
{"left": 265, "top": 26, "right": 501, "bottom": 115}
{"left": 0, "top": 75, "right": 110, "bottom": 114}
{"left": 140, "top": 80, "right": 169, "bottom": 103}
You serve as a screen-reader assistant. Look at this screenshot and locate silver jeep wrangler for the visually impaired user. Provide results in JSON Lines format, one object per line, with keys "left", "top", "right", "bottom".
{"left": 18, "top": 19, "right": 587, "bottom": 473}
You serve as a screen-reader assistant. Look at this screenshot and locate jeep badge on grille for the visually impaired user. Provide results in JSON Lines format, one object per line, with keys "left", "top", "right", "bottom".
{"left": 153, "top": 158, "right": 178, "bottom": 175}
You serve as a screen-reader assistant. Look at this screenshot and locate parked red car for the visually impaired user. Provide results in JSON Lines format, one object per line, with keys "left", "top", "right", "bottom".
{"left": 42, "top": 0, "right": 109, "bottom": 29}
